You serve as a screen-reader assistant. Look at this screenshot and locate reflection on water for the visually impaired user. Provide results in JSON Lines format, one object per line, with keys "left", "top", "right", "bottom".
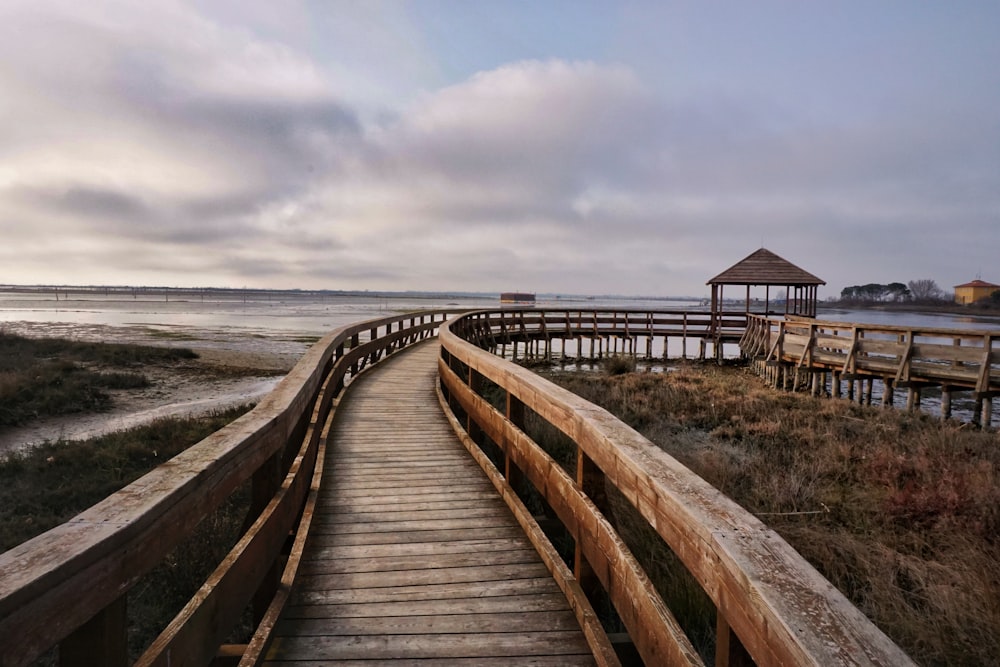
{"left": 0, "top": 292, "right": 495, "bottom": 333}
{"left": 817, "top": 307, "right": 1000, "bottom": 331}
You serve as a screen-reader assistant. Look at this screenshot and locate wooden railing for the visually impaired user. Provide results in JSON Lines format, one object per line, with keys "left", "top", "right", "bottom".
{"left": 454, "top": 308, "right": 748, "bottom": 361}
{"left": 742, "top": 314, "right": 1000, "bottom": 424}
{"left": 0, "top": 311, "right": 457, "bottom": 667}
{"left": 439, "top": 310, "right": 913, "bottom": 667}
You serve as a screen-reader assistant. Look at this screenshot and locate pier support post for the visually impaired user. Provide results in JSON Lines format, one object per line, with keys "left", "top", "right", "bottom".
{"left": 972, "top": 395, "right": 982, "bottom": 427}
{"left": 832, "top": 371, "right": 841, "bottom": 398}
{"left": 941, "top": 387, "right": 952, "bottom": 420}
{"left": 883, "top": 379, "right": 895, "bottom": 408}
{"left": 981, "top": 396, "right": 993, "bottom": 429}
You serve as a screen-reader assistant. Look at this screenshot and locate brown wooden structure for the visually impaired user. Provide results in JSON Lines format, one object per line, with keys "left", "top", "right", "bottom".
{"left": 742, "top": 313, "right": 1000, "bottom": 426}
{"left": 707, "top": 249, "right": 825, "bottom": 341}
{"left": 0, "top": 311, "right": 457, "bottom": 667}
{"left": 264, "top": 341, "right": 606, "bottom": 665}
{"left": 1, "top": 308, "right": 916, "bottom": 667}
{"left": 442, "top": 311, "right": 912, "bottom": 667}
{"left": 500, "top": 291, "right": 536, "bottom": 304}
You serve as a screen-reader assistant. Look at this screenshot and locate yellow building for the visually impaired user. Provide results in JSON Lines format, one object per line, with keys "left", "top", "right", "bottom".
{"left": 954, "top": 279, "right": 1000, "bottom": 305}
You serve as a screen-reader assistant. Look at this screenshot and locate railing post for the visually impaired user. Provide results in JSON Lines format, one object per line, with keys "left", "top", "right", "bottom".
{"left": 60, "top": 596, "right": 128, "bottom": 667}
{"left": 505, "top": 392, "right": 525, "bottom": 489}
{"left": 467, "top": 367, "right": 482, "bottom": 443}
{"left": 250, "top": 451, "right": 283, "bottom": 623}
{"left": 350, "top": 333, "right": 360, "bottom": 375}
{"left": 715, "top": 614, "right": 753, "bottom": 667}
{"left": 574, "top": 450, "right": 608, "bottom": 594}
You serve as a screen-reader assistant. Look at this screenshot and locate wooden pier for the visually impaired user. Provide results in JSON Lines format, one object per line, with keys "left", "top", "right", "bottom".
{"left": 264, "top": 341, "right": 598, "bottom": 665}
{"left": 458, "top": 308, "right": 746, "bottom": 362}
{"left": 1, "top": 308, "right": 915, "bottom": 667}
{"left": 742, "top": 314, "right": 1000, "bottom": 425}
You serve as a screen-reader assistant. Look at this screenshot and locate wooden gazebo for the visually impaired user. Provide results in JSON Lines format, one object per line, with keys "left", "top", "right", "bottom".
{"left": 707, "top": 248, "right": 825, "bottom": 334}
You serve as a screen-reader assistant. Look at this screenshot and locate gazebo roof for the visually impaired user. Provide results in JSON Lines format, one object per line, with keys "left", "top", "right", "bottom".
{"left": 707, "top": 248, "right": 825, "bottom": 286}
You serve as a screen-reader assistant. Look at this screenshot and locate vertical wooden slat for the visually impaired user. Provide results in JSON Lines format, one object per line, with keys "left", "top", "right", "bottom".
{"left": 60, "top": 596, "right": 127, "bottom": 667}
{"left": 715, "top": 613, "right": 753, "bottom": 667}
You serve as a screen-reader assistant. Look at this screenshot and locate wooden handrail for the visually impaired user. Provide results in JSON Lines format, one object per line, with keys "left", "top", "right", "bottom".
{"left": 0, "top": 310, "right": 458, "bottom": 667}
{"left": 746, "top": 314, "right": 999, "bottom": 394}
{"left": 439, "top": 311, "right": 913, "bottom": 667}
{"left": 449, "top": 307, "right": 751, "bottom": 364}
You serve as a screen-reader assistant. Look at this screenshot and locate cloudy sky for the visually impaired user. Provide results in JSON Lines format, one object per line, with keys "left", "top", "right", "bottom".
{"left": 2, "top": 1, "right": 998, "bottom": 298}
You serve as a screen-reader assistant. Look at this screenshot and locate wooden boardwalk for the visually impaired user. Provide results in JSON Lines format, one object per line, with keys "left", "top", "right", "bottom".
{"left": 264, "top": 341, "right": 597, "bottom": 665}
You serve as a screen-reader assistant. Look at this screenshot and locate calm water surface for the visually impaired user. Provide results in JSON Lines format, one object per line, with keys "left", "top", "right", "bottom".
{"left": 3, "top": 292, "right": 997, "bottom": 424}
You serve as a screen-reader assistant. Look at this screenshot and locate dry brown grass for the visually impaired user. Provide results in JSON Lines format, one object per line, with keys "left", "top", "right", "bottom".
{"left": 545, "top": 363, "right": 1000, "bottom": 666}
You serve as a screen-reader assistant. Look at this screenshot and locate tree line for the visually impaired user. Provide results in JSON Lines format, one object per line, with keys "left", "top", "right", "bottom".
{"left": 839, "top": 279, "right": 946, "bottom": 303}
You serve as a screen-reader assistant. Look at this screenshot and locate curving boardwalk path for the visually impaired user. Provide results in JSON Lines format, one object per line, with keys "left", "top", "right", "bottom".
{"left": 264, "top": 341, "right": 596, "bottom": 666}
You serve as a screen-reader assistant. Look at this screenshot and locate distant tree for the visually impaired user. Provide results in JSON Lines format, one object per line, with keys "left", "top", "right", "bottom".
{"left": 886, "top": 282, "right": 911, "bottom": 302}
{"left": 908, "top": 279, "right": 944, "bottom": 302}
{"left": 859, "top": 283, "right": 890, "bottom": 302}
{"left": 840, "top": 282, "right": 912, "bottom": 303}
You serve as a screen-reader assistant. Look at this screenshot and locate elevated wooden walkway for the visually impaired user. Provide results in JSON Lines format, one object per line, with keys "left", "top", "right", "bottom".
{"left": 264, "top": 341, "right": 596, "bottom": 665}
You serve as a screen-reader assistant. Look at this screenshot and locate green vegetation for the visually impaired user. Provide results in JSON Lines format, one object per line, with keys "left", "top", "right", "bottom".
{"left": 541, "top": 363, "right": 1000, "bottom": 666}
{"left": 840, "top": 281, "right": 913, "bottom": 302}
{"left": 0, "top": 332, "right": 197, "bottom": 427}
{"left": 838, "top": 278, "right": 950, "bottom": 304}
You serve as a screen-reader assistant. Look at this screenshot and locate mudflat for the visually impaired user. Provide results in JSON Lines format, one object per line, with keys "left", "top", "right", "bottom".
{"left": 0, "top": 320, "right": 312, "bottom": 455}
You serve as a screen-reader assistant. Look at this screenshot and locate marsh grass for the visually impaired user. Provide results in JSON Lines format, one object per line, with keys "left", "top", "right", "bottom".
{"left": 0, "top": 331, "right": 198, "bottom": 427}
{"left": 602, "top": 354, "right": 636, "bottom": 375}
{"left": 544, "top": 363, "right": 1000, "bottom": 666}
{"left": 0, "top": 405, "right": 254, "bottom": 662}
{"left": 0, "top": 405, "right": 252, "bottom": 552}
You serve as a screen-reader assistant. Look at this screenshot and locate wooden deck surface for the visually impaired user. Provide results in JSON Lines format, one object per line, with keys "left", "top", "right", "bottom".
{"left": 265, "top": 341, "right": 596, "bottom": 666}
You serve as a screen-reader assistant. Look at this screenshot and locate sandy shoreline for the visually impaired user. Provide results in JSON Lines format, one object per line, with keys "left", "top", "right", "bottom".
{"left": 0, "top": 321, "right": 313, "bottom": 456}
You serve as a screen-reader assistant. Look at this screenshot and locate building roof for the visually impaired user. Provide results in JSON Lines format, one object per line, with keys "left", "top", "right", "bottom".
{"left": 707, "top": 248, "right": 826, "bottom": 286}
{"left": 955, "top": 279, "right": 1000, "bottom": 289}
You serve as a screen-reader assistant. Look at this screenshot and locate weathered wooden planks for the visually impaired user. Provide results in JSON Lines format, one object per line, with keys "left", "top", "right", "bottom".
{"left": 746, "top": 314, "right": 1000, "bottom": 422}
{"left": 264, "top": 341, "right": 596, "bottom": 666}
{"left": 440, "top": 315, "right": 916, "bottom": 667}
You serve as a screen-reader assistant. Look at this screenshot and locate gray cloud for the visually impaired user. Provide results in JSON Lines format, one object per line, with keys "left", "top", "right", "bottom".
{"left": 2, "top": 2, "right": 998, "bottom": 295}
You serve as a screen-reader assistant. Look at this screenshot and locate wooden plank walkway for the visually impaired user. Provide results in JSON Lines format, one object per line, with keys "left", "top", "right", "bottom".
{"left": 265, "top": 340, "right": 596, "bottom": 666}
